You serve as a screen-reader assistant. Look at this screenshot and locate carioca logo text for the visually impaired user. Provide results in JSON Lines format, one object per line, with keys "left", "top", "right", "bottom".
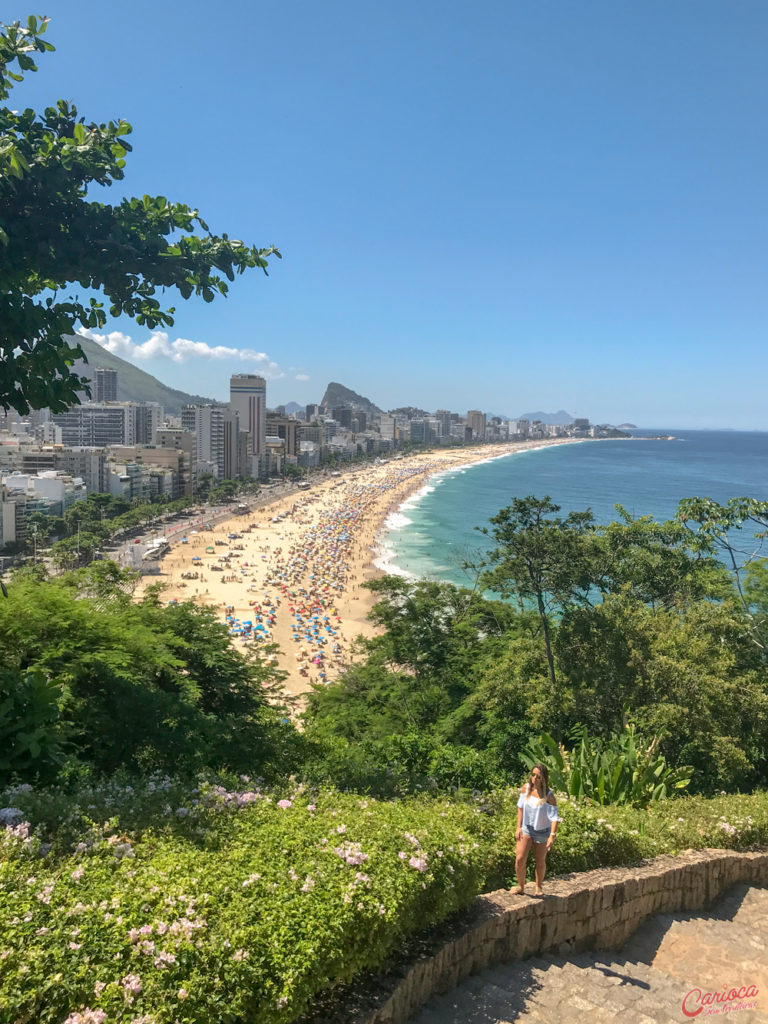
{"left": 682, "top": 984, "right": 759, "bottom": 1017}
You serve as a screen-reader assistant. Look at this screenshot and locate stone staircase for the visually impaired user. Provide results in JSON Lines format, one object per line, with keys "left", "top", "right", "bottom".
{"left": 409, "top": 883, "right": 768, "bottom": 1024}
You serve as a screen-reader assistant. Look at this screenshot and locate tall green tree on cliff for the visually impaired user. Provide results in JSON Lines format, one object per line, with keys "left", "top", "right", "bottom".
{"left": 477, "top": 495, "right": 596, "bottom": 688}
{"left": 0, "top": 16, "right": 280, "bottom": 414}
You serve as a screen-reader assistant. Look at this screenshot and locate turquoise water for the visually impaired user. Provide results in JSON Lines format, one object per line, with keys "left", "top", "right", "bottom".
{"left": 377, "top": 430, "right": 768, "bottom": 586}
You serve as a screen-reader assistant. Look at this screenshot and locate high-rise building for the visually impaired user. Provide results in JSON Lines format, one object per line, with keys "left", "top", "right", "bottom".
{"left": 266, "top": 415, "right": 300, "bottom": 457}
{"left": 181, "top": 405, "right": 240, "bottom": 480}
{"left": 51, "top": 403, "right": 135, "bottom": 447}
{"left": 332, "top": 407, "right": 353, "bottom": 430}
{"left": 467, "top": 410, "right": 487, "bottom": 441}
{"left": 93, "top": 367, "right": 118, "bottom": 402}
{"left": 50, "top": 402, "right": 161, "bottom": 448}
{"left": 230, "top": 374, "right": 266, "bottom": 456}
{"left": 134, "top": 403, "right": 163, "bottom": 444}
{"left": 435, "top": 410, "right": 453, "bottom": 436}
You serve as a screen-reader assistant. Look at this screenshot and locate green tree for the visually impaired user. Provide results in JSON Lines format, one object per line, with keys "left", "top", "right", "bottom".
{"left": 1, "top": 16, "right": 279, "bottom": 414}
{"left": 0, "top": 668, "right": 65, "bottom": 783}
{"left": 284, "top": 463, "right": 306, "bottom": 481}
{"left": 477, "top": 496, "right": 596, "bottom": 687}
{"left": 195, "top": 473, "right": 215, "bottom": 501}
{"left": 209, "top": 479, "right": 238, "bottom": 504}
{"left": 555, "top": 592, "right": 768, "bottom": 792}
{"left": 593, "top": 506, "right": 729, "bottom": 608}
{"left": 677, "top": 497, "right": 768, "bottom": 647}
{"left": 0, "top": 564, "right": 299, "bottom": 778}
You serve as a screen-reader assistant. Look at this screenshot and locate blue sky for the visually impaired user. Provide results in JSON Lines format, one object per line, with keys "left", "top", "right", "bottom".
{"left": 11, "top": 1, "right": 768, "bottom": 428}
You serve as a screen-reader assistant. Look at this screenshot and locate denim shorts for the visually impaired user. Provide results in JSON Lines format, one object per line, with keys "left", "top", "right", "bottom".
{"left": 521, "top": 825, "right": 551, "bottom": 845}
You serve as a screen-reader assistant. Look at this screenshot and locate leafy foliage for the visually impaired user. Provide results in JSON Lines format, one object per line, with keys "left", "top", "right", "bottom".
{"left": 677, "top": 497, "right": 768, "bottom": 646}
{"left": 0, "top": 783, "right": 494, "bottom": 1024}
{"left": 0, "top": 563, "right": 301, "bottom": 782}
{"left": 0, "top": 668, "right": 64, "bottom": 779}
{"left": 2, "top": 777, "right": 768, "bottom": 1024}
{"left": 476, "top": 495, "right": 596, "bottom": 686}
{"left": 304, "top": 496, "right": 768, "bottom": 797}
{"left": 0, "top": 16, "right": 279, "bottom": 414}
{"left": 521, "top": 721, "right": 692, "bottom": 807}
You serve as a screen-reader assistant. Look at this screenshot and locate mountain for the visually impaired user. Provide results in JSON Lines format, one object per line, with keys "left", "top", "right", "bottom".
{"left": 283, "top": 402, "right": 303, "bottom": 416}
{"left": 515, "top": 409, "right": 574, "bottom": 425}
{"left": 320, "top": 382, "right": 382, "bottom": 415}
{"left": 66, "top": 335, "right": 216, "bottom": 416}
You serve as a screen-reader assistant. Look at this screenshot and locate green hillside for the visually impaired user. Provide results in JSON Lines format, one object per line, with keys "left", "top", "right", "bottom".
{"left": 66, "top": 335, "right": 217, "bottom": 416}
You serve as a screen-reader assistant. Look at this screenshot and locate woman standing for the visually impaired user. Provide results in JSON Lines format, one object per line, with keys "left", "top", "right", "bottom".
{"left": 514, "top": 762, "right": 559, "bottom": 896}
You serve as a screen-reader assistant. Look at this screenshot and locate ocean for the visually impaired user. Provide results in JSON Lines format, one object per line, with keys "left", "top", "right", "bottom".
{"left": 376, "top": 430, "right": 768, "bottom": 587}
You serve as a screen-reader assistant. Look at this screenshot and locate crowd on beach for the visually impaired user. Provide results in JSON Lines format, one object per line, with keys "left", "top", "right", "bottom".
{"left": 147, "top": 458, "right": 453, "bottom": 692}
{"left": 140, "top": 440, "right": 578, "bottom": 693}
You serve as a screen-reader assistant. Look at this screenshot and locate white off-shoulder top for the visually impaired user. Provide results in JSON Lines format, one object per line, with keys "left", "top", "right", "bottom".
{"left": 517, "top": 783, "right": 560, "bottom": 832}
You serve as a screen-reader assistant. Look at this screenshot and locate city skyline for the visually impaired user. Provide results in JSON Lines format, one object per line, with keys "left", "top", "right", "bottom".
{"left": 12, "top": 1, "right": 768, "bottom": 430}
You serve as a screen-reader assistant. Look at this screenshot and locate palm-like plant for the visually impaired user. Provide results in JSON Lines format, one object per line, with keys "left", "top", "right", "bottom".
{"left": 521, "top": 713, "right": 692, "bottom": 807}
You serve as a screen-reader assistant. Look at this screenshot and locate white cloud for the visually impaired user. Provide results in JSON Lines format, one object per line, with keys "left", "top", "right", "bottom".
{"left": 76, "top": 328, "right": 285, "bottom": 379}
{"left": 295, "top": 373, "right": 310, "bottom": 381}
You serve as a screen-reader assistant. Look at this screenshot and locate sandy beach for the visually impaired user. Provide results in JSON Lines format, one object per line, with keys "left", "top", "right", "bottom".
{"left": 135, "top": 439, "right": 581, "bottom": 696}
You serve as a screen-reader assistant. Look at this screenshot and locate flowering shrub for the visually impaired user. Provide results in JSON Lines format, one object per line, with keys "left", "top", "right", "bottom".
{"left": 0, "top": 781, "right": 493, "bottom": 1023}
{"left": 1, "top": 777, "right": 766, "bottom": 1023}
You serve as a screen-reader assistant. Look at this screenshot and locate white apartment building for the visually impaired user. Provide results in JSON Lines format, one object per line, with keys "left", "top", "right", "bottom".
{"left": 229, "top": 374, "right": 266, "bottom": 458}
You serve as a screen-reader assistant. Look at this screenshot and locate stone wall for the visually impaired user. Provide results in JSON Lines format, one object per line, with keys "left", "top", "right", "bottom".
{"left": 359, "top": 848, "right": 768, "bottom": 1024}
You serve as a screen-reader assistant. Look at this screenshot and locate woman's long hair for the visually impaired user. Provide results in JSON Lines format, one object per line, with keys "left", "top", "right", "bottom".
{"left": 528, "top": 762, "right": 549, "bottom": 797}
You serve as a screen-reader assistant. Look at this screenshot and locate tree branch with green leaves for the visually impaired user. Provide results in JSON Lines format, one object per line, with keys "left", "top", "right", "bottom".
{"left": 0, "top": 16, "right": 280, "bottom": 414}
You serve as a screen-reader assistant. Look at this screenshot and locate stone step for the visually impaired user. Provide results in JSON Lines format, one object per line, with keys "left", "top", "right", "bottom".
{"left": 408, "top": 884, "right": 768, "bottom": 1024}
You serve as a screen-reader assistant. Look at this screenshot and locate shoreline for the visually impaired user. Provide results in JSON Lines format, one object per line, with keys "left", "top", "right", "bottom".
{"left": 135, "top": 438, "right": 587, "bottom": 697}
{"left": 372, "top": 436, "right": 593, "bottom": 580}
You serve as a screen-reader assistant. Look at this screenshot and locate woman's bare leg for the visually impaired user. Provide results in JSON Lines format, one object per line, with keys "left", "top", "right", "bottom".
{"left": 533, "top": 842, "right": 548, "bottom": 892}
{"left": 515, "top": 835, "right": 533, "bottom": 891}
